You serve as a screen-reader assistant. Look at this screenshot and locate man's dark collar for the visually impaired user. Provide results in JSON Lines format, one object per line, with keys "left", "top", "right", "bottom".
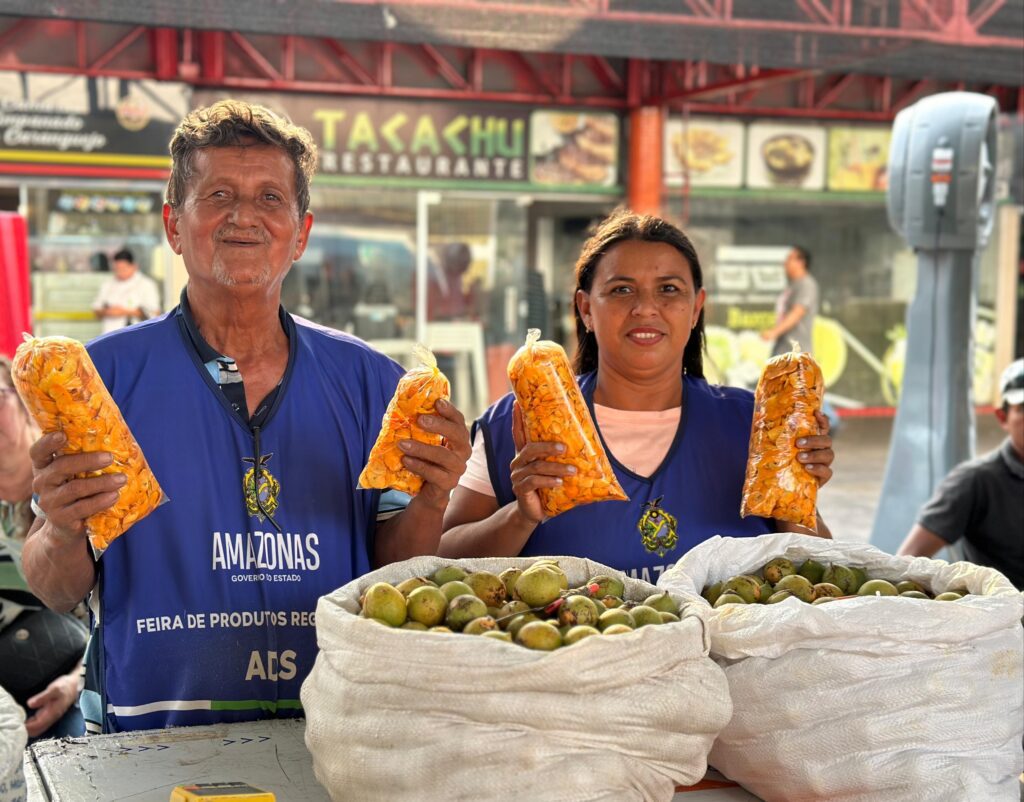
{"left": 176, "top": 286, "right": 291, "bottom": 361}
{"left": 1000, "top": 438, "right": 1024, "bottom": 480}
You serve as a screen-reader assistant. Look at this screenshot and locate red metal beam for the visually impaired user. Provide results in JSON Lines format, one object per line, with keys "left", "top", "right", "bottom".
{"left": 582, "top": 55, "right": 624, "bottom": 95}
{"left": 76, "top": 21, "right": 86, "bottom": 70}
{"left": 297, "top": 40, "right": 347, "bottom": 84}
{"left": 380, "top": 41, "right": 393, "bottom": 89}
{"left": 200, "top": 30, "right": 225, "bottom": 82}
{"left": 320, "top": 40, "right": 375, "bottom": 85}
{"left": 0, "top": 18, "right": 34, "bottom": 55}
{"left": 228, "top": 31, "right": 282, "bottom": 81}
{"left": 507, "top": 51, "right": 560, "bottom": 98}
{"left": 335, "top": 0, "right": 1021, "bottom": 48}
{"left": 282, "top": 34, "right": 295, "bottom": 82}
{"left": 969, "top": 0, "right": 1006, "bottom": 29}
{"left": 191, "top": 74, "right": 624, "bottom": 107}
{"left": 657, "top": 68, "right": 809, "bottom": 104}
{"left": 0, "top": 18, "right": 1016, "bottom": 118}
{"left": 470, "top": 48, "right": 483, "bottom": 92}
{"left": 814, "top": 72, "right": 857, "bottom": 108}
{"left": 894, "top": 78, "right": 930, "bottom": 108}
{"left": 151, "top": 28, "right": 178, "bottom": 81}
{"left": 683, "top": 0, "right": 718, "bottom": 18}
{"left": 413, "top": 43, "right": 469, "bottom": 91}
{"left": 902, "top": 0, "right": 947, "bottom": 31}
{"left": 89, "top": 25, "right": 145, "bottom": 72}
{"left": 677, "top": 102, "right": 887, "bottom": 121}
{"left": 795, "top": 0, "right": 838, "bottom": 25}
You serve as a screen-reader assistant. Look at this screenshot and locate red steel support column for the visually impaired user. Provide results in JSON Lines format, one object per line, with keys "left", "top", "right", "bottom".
{"left": 199, "top": 30, "right": 225, "bottom": 82}
{"left": 152, "top": 28, "right": 178, "bottom": 81}
{"left": 627, "top": 105, "right": 663, "bottom": 215}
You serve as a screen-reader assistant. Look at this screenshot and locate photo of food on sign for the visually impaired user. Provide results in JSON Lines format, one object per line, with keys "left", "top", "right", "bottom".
{"left": 746, "top": 123, "right": 827, "bottom": 190}
{"left": 663, "top": 118, "right": 744, "bottom": 187}
{"left": 828, "top": 127, "right": 891, "bottom": 191}
{"left": 530, "top": 111, "right": 619, "bottom": 187}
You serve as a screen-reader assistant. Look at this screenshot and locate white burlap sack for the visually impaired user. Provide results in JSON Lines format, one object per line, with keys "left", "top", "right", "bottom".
{"left": 0, "top": 687, "right": 26, "bottom": 802}
{"left": 659, "top": 532, "right": 1024, "bottom": 802}
{"left": 302, "top": 555, "right": 732, "bottom": 802}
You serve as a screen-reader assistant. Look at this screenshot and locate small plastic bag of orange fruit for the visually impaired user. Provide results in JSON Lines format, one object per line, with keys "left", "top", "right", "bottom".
{"left": 507, "top": 329, "right": 627, "bottom": 518}
{"left": 740, "top": 342, "right": 824, "bottom": 530}
{"left": 359, "top": 344, "right": 451, "bottom": 495}
{"left": 11, "top": 335, "right": 165, "bottom": 551}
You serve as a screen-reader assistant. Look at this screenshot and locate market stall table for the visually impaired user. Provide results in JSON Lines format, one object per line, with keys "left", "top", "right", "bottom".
{"left": 22, "top": 720, "right": 760, "bottom": 801}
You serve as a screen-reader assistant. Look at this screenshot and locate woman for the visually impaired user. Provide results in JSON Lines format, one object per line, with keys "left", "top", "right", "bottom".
{"left": 1, "top": 356, "right": 86, "bottom": 742}
{"left": 439, "top": 211, "right": 834, "bottom": 582}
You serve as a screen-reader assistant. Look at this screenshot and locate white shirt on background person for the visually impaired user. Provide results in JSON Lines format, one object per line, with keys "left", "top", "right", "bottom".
{"left": 92, "top": 271, "right": 161, "bottom": 334}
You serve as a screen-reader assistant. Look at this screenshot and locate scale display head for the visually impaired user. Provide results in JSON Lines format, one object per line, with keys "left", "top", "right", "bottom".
{"left": 887, "top": 92, "right": 998, "bottom": 250}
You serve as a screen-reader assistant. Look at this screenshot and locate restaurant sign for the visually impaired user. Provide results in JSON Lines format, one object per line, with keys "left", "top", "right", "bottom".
{"left": 193, "top": 91, "right": 620, "bottom": 192}
{"left": 313, "top": 103, "right": 528, "bottom": 182}
{"left": 0, "top": 72, "right": 188, "bottom": 176}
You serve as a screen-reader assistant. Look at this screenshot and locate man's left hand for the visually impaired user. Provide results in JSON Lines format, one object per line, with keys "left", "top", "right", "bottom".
{"left": 795, "top": 409, "right": 834, "bottom": 487}
{"left": 25, "top": 673, "right": 78, "bottom": 738}
{"left": 399, "top": 398, "right": 472, "bottom": 512}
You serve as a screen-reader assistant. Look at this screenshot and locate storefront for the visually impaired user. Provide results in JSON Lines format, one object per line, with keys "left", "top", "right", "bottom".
{"left": 0, "top": 72, "right": 187, "bottom": 341}
{"left": 659, "top": 114, "right": 1022, "bottom": 411}
{"left": 5, "top": 70, "right": 1017, "bottom": 417}
{"left": 193, "top": 90, "right": 623, "bottom": 419}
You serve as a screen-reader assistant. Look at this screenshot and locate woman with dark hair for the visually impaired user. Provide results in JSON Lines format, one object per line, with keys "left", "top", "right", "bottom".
{"left": 439, "top": 210, "right": 834, "bottom": 582}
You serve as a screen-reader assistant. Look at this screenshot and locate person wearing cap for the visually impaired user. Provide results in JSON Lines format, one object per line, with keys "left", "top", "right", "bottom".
{"left": 897, "top": 358, "right": 1024, "bottom": 589}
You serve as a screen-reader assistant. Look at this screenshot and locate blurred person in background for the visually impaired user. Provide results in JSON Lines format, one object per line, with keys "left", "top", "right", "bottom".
{"left": 92, "top": 248, "right": 161, "bottom": 334}
{"left": 439, "top": 210, "right": 835, "bottom": 583}
{"left": 428, "top": 242, "right": 479, "bottom": 322}
{"left": 898, "top": 358, "right": 1024, "bottom": 589}
{"left": 323, "top": 254, "right": 362, "bottom": 332}
{"left": 0, "top": 357, "right": 86, "bottom": 742}
{"left": 762, "top": 246, "right": 818, "bottom": 357}
{"left": 760, "top": 246, "right": 841, "bottom": 434}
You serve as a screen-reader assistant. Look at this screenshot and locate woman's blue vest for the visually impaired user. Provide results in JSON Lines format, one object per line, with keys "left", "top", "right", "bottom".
{"left": 474, "top": 373, "right": 773, "bottom": 584}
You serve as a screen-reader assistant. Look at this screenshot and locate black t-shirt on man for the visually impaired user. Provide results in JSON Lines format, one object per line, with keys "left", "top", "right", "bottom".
{"left": 918, "top": 438, "right": 1024, "bottom": 589}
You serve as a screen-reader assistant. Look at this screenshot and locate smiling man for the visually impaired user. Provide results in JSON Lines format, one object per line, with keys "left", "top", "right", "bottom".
{"left": 22, "top": 100, "right": 471, "bottom": 733}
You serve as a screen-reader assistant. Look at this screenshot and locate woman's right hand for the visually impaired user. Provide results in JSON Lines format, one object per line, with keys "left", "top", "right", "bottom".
{"left": 509, "top": 402, "right": 576, "bottom": 524}
{"left": 30, "top": 431, "right": 125, "bottom": 543}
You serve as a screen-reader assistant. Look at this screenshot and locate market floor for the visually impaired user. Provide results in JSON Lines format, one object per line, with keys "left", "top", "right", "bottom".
{"left": 817, "top": 412, "right": 1005, "bottom": 546}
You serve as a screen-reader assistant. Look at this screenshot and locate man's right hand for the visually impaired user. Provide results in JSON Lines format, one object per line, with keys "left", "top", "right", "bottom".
{"left": 30, "top": 431, "right": 125, "bottom": 542}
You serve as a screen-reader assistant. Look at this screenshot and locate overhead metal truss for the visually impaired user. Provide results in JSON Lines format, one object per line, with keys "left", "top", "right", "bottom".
{"left": 0, "top": 14, "right": 1019, "bottom": 118}
{"left": 0, "top": 0, "right": 1020, "bottom": 85}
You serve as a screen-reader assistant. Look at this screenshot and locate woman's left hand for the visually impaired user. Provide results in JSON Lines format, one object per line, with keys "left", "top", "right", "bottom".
{"left": 795, "top": 410, "right": 834, "bottom": 487}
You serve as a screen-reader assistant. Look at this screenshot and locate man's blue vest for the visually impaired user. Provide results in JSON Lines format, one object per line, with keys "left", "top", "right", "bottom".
{"left": 86, "top": 312, "right": 402, "bottom": 731}
{"left": 474, "top": 373, "right": 773, "bottom": 585}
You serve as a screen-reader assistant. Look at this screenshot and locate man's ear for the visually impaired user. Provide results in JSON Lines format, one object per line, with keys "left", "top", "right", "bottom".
{"left": 994, "top": 406, "right": 1008, "bottom": 425}
{"left": 163, "top": 203, "right": 183, "bottom": 255}
{"left": 293, "top": 212, "right": 313, "bottom": 261}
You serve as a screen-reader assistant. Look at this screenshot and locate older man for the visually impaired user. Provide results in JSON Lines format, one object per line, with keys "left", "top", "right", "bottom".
{"left": 22, "top": 100, "right": 471, "bottom": 733}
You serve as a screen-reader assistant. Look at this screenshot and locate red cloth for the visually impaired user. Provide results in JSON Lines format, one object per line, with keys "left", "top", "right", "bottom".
{"left": 0, "top": 213, "right": 31, "bottom": 358}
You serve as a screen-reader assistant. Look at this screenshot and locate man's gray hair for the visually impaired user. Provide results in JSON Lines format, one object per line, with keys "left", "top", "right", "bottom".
{"left": 167, "top": 99, "right": 318, "bottom": 218}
